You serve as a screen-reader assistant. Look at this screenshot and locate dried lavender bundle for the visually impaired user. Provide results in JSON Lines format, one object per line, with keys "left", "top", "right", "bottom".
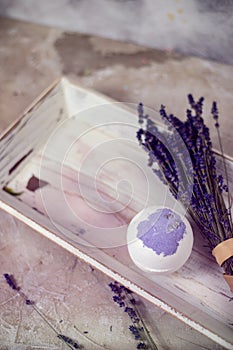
{"left": 137, "top": 95, "right": 233, "bottom": 287}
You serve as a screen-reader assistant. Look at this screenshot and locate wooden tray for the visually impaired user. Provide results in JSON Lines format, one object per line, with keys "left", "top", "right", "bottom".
{"left": 0, "top": 78, "right": 232, "bottom": 349}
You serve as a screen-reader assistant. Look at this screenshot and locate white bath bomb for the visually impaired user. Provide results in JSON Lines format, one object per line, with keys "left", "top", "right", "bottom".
{"left": 127, "top": 206, "right": 193, "bottom": 274}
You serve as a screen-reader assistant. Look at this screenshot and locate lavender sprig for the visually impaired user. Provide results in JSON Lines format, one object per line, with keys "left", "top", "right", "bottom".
{"left": 109, "top": 281, "right": 158, "bottom": 349}
{"left": 3, "top": 273, "right": 20, "bottom": 291}
{"left": 3, "top": 273, "right": 81, "bottom": 350}
{"left": 57, "top": 334, "right": 80, "bottom": 349}
{"left": 137, "top": 96, "right": 233, "bottom": 277}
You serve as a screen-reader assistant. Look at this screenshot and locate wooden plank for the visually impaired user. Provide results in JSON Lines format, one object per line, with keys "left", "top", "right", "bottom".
{"left": 0, "top": 79, "right": 67, "bottom": 186}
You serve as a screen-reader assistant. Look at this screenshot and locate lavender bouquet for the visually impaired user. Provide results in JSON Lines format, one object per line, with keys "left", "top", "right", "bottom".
{"left": 137, "top": 95, "right": 233, "bottom": 291}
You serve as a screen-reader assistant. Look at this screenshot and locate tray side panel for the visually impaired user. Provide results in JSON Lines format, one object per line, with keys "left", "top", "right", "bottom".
{"left": 0, "top": 81, "right": 68, "bottom": 186}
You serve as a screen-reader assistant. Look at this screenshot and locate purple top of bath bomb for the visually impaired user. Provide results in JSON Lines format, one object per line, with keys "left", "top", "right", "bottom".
{"left": 136, "top": 208, "right": 186, "bottom": 256}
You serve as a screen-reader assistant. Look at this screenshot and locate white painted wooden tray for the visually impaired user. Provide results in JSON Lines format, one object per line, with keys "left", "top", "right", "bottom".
{"left": 0, "top": 78, "right": 232, "bottom": 349}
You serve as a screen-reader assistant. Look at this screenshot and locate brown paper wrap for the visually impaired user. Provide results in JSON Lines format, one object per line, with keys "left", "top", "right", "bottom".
{"left": 212, "top": 238, "right": 233, "bottom": 266}
{"left": 212, "top": 238, "right": 233, "bottom": 292}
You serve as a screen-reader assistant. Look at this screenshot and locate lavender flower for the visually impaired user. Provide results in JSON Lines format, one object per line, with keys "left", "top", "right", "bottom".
{"left": 57, "top": 334, "right": 80, "bottom": 349}
{"left": 3, "top": 273, "right": 20, "bottom": 291}
{"left": 109, "top": 281, "right": 158, "bottom": 349}
{"left": 137, "top": 96, "right": 233, "bottom": 277}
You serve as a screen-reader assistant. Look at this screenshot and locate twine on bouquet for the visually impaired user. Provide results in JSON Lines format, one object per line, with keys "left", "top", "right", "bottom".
{"left": 212, "top": 238, "right": 233, "bottom": 291}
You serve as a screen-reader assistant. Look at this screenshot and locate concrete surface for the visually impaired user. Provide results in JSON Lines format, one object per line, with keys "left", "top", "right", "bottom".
{"left": 1, "top": 0, "right": 233, "bottom": 64}
{"left": 0, "top": 17, "right": 232, "bottom": 349}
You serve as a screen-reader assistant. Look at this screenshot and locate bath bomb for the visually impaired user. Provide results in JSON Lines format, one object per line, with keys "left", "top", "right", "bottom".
{"left": 127, "top": 206, "right": 193, "bottom": 274}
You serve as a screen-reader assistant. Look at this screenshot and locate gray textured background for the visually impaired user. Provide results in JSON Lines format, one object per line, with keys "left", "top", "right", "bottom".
{"left": 1, "top": 0, "right": 233, "bottom": 64}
